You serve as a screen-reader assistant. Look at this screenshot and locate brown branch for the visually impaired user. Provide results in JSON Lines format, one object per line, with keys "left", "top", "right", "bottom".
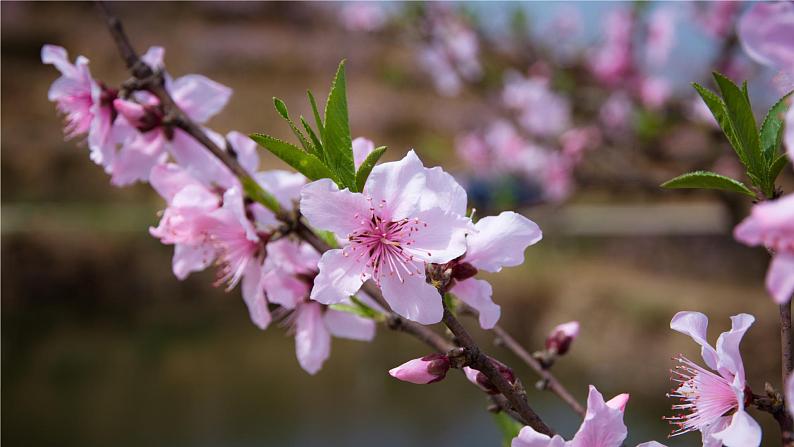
{"left": 492, "top": 325, "right": 585, "bottom": 416}
{"left": 96, "top": 1, "right": 554, "bottom": 435}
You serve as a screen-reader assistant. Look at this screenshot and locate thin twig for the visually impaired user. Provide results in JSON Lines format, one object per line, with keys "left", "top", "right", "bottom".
{"left": 96, "top": 1, "right": 554, "bottom": 435}
{"left": 492, "top": 325, "right": 585, "bottom": 416}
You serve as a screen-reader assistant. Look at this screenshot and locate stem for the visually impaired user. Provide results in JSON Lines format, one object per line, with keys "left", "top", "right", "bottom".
{"left": 442, "top": 305, "right": 554, "bottom": 435}
{"left": 96, "top": 1, "right": 554, "bottom": 435}
{"left": 781, "top": 300, "right": 793, "bottom": 384}
{"left": 492, "top": 325, "right": 585, "bottom": 416}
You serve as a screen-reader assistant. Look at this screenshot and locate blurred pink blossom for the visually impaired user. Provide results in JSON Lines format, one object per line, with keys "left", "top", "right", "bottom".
{"left": 738, "top": 2, "right": 794, "bottom": 74}
{"left": 639, "top": 76, "right": 672, "bottom": 110}
{"left": 646, "top": 7, "right": 677, "bottom": 67}
{"left": 588, "top": 8, "right": 634, "bottom": 86}
{"left": 418, "top": 8, "right": 482, "bottom": 96}
{"left": 339, "top": 2, "right": 388, "bottom": 32}
{"left": 502, "top": 72, "right": 571, "bottom": 138}
{"left": 699, "top": 2, "right": 739, "bottom": 39}
{"left": 600, "top": 92, "right": 634, "bottom": 130}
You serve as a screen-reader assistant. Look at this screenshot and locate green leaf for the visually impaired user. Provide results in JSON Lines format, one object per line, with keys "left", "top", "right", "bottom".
{"left": 301, "top": 115, "right": 324, "bottom": 158}
{"left": 240, "top": 175, "right": 282, "bottom": 215}
{"left": 692, "top": 83, "right": 744, "bottom": 164}
{"left": 712, "top": 73, "right": 764, "bottom": 181}
{"left": 315, "top": 229, "right": 339, "bottom": 249}
{"left": 354, "top": 146, "right": 387, "bottom": 191}
{"left": 492, "top": 413, "right": 523, "bottom": 447}
{"left": 250, "top": 133, "right": 336, "bottom": 182}
{"left": 307, "top": 89, "right": 324, "bottom": 137}
{"left": 760, "top": 91, "right": 793, "bottom": 162}
{"left": 770, "top": 153, "right": 790, "bottom": 183}
{"left": 330, "top": 296, "right": 384, "bottom": 321}
{"left": 323, "top": 61, "right": 357, "bottom": 191}
{"left": 272, "top": 97, "right": 316, "bottom": 156}
{"left": 661, "top": 170, "right": 756, "bottom": 197}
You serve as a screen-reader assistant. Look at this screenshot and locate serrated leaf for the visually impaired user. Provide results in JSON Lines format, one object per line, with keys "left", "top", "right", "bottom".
{"left": 272, "top": 97, "right": 316, "bottom": 156}
{"left": 760, "top": 91, "right": 793, "bottom": 162}
{"left": 712, "top": 73, "right": 764, "bottom": 182}
{"left": 692, "top": 83, "right": 745, "bottom": 165}
{"left": 770, "top": 152, "right": 790, "bottom": 183}
{"left": 250, "top": 133, "right": 336, "bottom": 182}
{"left": 661, "top": 170, "right": 755, "bottom": 197}
{"left": 354, "top": 146, "right": 387, "bottom": 191}
{"left": 301, "top": 116, "right": 324, "bottom": 158}
{"left": 323, "top": 61, "right": 357, "bottom": 191}
{"left": 492, "top": 412, "right": 523, "bottom": 447}
{"left": 307, "top": 89, "right": 324, "bottom": 137}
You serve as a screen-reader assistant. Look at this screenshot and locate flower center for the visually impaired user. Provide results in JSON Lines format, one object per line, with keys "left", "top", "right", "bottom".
{"left": 664, "top": 354, "right": 740, "bottom": 437}
{"left": 343, "top": 199, "right": 427, "bottom": 284}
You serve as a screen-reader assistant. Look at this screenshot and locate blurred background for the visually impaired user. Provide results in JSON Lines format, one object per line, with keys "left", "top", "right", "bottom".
{"left": 2, "top": 2, "right": 792, "bottom": 446}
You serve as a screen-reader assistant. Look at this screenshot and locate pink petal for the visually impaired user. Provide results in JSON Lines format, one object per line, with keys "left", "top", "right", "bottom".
{"left": 768, "top": 253, "right": 794, "bottom": 305}
{"left": 41, "top": 44, "right": 77, "bottom": 77}
{"left": 715, "top": 313, "right": 755, "bottom": 382}
{"left": 172, "top": 243, "right": 215, "bottom": 280}
{"left": 170, "top": 129, "right": 236, "bottom": 190}
{"left": 323, "top": 308, "right": 376, "bottom": 341}
{"left": 300, "top": 178, "right": 371, "bottom": 237}
{"left": 264, "top": 239, "right": 320, "bottom": 275}
{"left": 352, "top": 137, "right": 375, "bottom": 169}
{"left": 711, "top": 408, "right": 762, "bottom": 447}
{"left": 171, "top": 74, "right": 232, "bottom": 124}
{"left": 262, "top": 269, "right": 308, "bottom": 309}
{"left": 786, "top": 373, "right": 794, "bottom": 418}
{"left": 141, "top": 46, "right": 165, "bottom": 69}
{"left": 241, "top": 261, "right": 271, "bottom": 330}
{"left": 451, "top": 278, "right": 500, "bottom": 329}
{"left": 309, "top": 249, "right": 367, "bottom": 305}
{"left": 149, "top": 163, "right": 201, "bottom": 202}
{"left": 670, "top": 311, "right": 720, "bottom": 370}
{"left": 786, "top": 107, "right": 794, "bottom": 164}
{"left": 364, "top": 150, "right": 428, "bottom": 221}
{"left": 404, "top": 207, "right": 471, "bottom": 264}
{"left": 465, "top": 211, "right": 542, "bottom": 272}
{"left": 110, "top": 130, "right": 168, "bottom": 186}
{"left": 738, "top": 2, "right": 794, "bottom": 72}
{"left": 112, "top": 98, "right": 147, "bottom": 126}
{"left": 225, "top": 131, "right": 259, "bottom": 174}
{"left": 379, "top": 269, "right": 442, "bottom": 325}
{"left": 388, "top": 354, "right": 449, "bottom": 384}
{"left": 511, "top": 427, "right": 565, "bottom": 447}
{"left": 295, "top": 302, "right": 331, "bottom": 375}
{"left": 254, "top": 170, "right": 306, "bottom": 210}
{"left": 570, "top": 385, "right": 628, "bottom": 447}
{"left": 605, "top": 393, "right": 629, "bottom": 412}
{"left": 419, "top": 164, "right": 469, "bottom": 216}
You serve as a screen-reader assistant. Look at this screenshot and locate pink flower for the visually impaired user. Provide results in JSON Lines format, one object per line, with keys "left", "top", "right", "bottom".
{"left": 738, "top": 3, "right": 794, "bottom": 75}
{"left": 418, "top": 8, "right": 482, "bottom": 96}
{"left": 502, "top": 73, "right": 571, "bottom": 138}
{"left": 262, "top": 239, "right": 376, "bottom": 374}
{"left": 42, "top": 44, "right": 119, "bottom": 168}
{"left": 699, "top": 2, "right": 738, "bottom": 39}
{"left": 666, "top": 311, "right": 761, "bottom": 447}
{"left": 734, "top": 194, "right": 794, "bottom": 304}
{"left": 561, "top": 127, "right": 601, "bottom": 163}
{"left": 389, "top": 353, "right": 450, "bottom": 384}
{"left": 545, "top": 321, "right": 579, "bottom": 356}
{"left": 339, "top": 2, "right": 388, "bottom": 32}
{"left": 646, "top": 7, "right": 677, "bottom": 67}
{"left": 639, "top": 77, "right": 671, "bottom": 110}
{"left": 588, "top": 8, "right": 634, "bottom": 86}
{"left": 109, "top": 47, "right": 232, "bottom": 185}
{"left": 300, "top": 150, "right": 472, "bottom": 325}
{"left": 512, "top": 385, "right": 664, "bottom": 447}
{"left": 600, "top": 92, "right": 633, "bottom": 131}
{"left": 447, "top": 211, "right": 542, "bottom": 329}
{"left": 352, "top": 136, "right": 375, "bottom": 169}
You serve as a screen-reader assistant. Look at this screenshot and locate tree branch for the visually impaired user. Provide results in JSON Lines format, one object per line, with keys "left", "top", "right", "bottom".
{"left": 96, "top": 1, "right": 554, "bottom": 435}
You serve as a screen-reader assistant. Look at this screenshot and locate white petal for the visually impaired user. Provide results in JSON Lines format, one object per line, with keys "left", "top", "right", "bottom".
{"left": 324, "top": 309, "right": 376, "bottom": 341}
{"left": 419, "top": 165, "right": 469, "bottom": 216}
{"left": 309, "top": 249, "right": 367, "bottom": 305}
{"left": 300, "top": 179, "right": 371, "bottom": 237}
{"left": 405, "top": 207, "right": 472, "bottom": 264}
{"left": 452, "top": 279, "right": 500, "bottom": 329}
{"left": 711, "top": 409, "right": 762, "bottom": 447}
{"left": 380, "top": 269, "right": 443, "bottom": 325}
{"left": 364, "top": 149, "right": 427, "bottom": 221}
{"left": 465, "top": 212, "right": 542, "bottom": 272}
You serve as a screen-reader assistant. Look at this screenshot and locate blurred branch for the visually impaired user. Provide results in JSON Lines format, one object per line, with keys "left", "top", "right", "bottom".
{"left": 96, "top": 0, "right": 556, "bottom": 435}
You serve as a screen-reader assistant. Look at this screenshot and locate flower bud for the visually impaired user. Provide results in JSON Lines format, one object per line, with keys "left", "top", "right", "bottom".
{"left": 545, "top": 321, "right": 579, "bottom": 356}
{"left": 462, "top": 359, "right": 516, "bottom": 394}
{"left": 388, "top": 353, "right": 450, "bottom": 384}
{"left": 450, "top": 261, "right": 478, "bottom": 281}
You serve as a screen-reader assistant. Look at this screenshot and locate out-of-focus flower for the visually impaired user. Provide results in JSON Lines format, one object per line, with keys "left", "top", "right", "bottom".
{"left": 600, "top": 92, "right": 634, "bottom": 131}
{"left": 42, "top": 44, "right": 121, "bottom": 168}
{"left": 502, "top": 72, "right": 571, "bottom": 138}
{"left": 263, "top": 239, "right": 375, "bottom": 375}
{"left": 588, "top": 8, "right": 634, "bottom": 86}
{"left": 699, "top": 2, "right": 739, "bottom": 39}
{"left": 666, "top": 311, "right": 761, "bottom": 447}
{"left": 545, "top": 321, "right": 579, "bottom": 356}
{"left": 541, "top": 152, "right": 574, "bottom": 203}
{"left": 447, "top": 211, "right": 542, "bottom": 329}
{"left": 300, "top": 150, "right": 472, "bottom": 325}
{"left": 512, "top": 385, "right": 664, "bottom": 447}
{"left": 561, "top": 126, "right": 601, "bottom": 163}
{"left": 339, "top": 2, "right": 388, "bottom": 32}
{"left": 389, "top": 353, "right": 450, "bottom": 384}
{"left": 110, "top": 47, "right": 232, "bottom": 185}
{"left": 418, "top": 7, "right": 481, "bottom": 96}
{"left": 646, "top": 7, "right": 677, "bottom": 67}
{"left": 738, "top": 2, "right": 794, "bottom": 75}
{"left": 688, "top": 96, "right": 718, "bottom": 128}
{"left": 639, "top": 76, "right": 672, "bottom": 110}
{"left": 734, "top": 194, "right": 794, "bottom": 304}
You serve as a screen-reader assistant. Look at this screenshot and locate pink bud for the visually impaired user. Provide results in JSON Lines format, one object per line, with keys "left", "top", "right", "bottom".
{"left": 545, "top": 321, "right": 580, "bottom": 355}
{"left": 462, "top": 359, "right": 516, "bottom": 394}
{"left": 388, "top": 353, "right": 450, "bottom": 384}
